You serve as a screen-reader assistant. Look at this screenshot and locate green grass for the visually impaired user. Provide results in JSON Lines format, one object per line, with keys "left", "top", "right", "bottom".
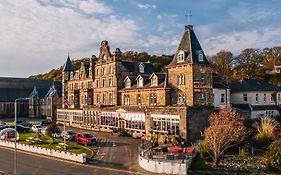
{"left": 18, "top": 133, "right": 92, "bottom": 159}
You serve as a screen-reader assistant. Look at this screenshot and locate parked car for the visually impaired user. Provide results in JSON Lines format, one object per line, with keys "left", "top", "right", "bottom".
{"left": 10, "top": 124, "right": 30, "bottom": 133}
{"left": 0, "top": 121, "right": 8, "bottom": 130}
{"left": 31, "top": 125, "right": 44, "bottom": 133}
{"left": 16, "top": 120, "right": 32, "bottom": 127}
{"left": 38, "top": 120, "right": 54, "bottom": 127}
{"left": 61, "top": 130, "right": 76, "bottom": 141}
{"left": 74, "top": 133, "right": 97, "bottom": 146}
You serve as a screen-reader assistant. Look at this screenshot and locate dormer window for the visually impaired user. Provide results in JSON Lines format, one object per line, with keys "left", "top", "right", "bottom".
{"left": 139, "top": 63, "right": 145, "bottom": 73}
{"left": 198, "top": 51, "right": 204, "bottom": 62}
{"left": 177, "top": 50, "right": 185, "bottom": 63}
{"left": 125, "top": 79, "right": 131, "bottom": 88}
{"left": 151, "top": 77, "right": 158, "bottom": 86}
{"left": 137, "top": 78, "right": 143, "bottom": 87}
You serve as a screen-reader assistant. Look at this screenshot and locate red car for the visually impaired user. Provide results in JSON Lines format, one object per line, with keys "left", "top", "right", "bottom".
{"left": 74, "top": 133, "right": 97, "bottom": 146}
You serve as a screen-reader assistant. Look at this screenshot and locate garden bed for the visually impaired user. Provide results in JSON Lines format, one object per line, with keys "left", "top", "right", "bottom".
{"left": 18, "top": 133, "right": 92, "bottom": 159}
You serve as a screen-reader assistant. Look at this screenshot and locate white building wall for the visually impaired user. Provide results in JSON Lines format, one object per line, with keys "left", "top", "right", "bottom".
{"left": 213, "top": 88, "right": 230, "bottom": 108}
{"left": 231, "top": 91, "right": 279, "bottom": 105}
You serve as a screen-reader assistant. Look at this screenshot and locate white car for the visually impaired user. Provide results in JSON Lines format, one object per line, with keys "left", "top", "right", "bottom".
{"left": 31, "top": 125, "right": 44, "bottom": 133}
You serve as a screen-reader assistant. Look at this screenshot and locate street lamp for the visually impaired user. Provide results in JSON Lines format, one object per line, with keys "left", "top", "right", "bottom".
{"left": 14, "top": 97, "right": 30, "bottom": 175}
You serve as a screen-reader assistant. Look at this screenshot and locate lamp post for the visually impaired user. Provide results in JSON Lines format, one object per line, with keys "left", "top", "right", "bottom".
{"left": 14, "top": 97, "right": 30, "bottom": 175}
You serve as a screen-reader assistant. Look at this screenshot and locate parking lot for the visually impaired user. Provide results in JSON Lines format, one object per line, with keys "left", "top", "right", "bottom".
{"left": 63, "top": 126, "right": 144, "bottom": 172}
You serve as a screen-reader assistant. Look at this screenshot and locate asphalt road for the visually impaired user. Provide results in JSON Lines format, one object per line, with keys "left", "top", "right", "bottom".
{"left": 65, "top": 127, "right": 145, "bottom": 172}
{"left": 0, "top": 147, "right": 147, "bottom": 175}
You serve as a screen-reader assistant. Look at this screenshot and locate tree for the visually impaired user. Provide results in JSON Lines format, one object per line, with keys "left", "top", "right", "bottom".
{"left": 234, "top": 48, "right": 265, "bottom": 80}
{"left": 210, "top": 50, "right": 233, "bottom": 84}
{"left": 46, "top": 123, "right": 61, "bottom": 143}
{"left": 204, "top": 107, "right": 249, "bottom": 166}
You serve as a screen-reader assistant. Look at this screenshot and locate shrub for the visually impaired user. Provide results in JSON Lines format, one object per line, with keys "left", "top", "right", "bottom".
{"left": 254, "top": 117, "right": 279, "bottom": 147}
{"left": 269, "top": 140, "right": 281, "bottom": 170}
{"left": 198, "top": 141, "right": 211, "bottom": 161}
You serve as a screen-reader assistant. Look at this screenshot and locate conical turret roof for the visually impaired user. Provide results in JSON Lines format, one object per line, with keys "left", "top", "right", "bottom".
{"left": 168, "top": 25, "right": 210, "bottom": 67}
{"left": 63, "top": 56, "right": 74, "bottom": 72}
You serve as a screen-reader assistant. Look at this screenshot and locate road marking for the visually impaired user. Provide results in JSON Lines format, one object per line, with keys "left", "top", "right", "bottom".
{"left": 0, "top": 146, "right": 145, "bottom": 175}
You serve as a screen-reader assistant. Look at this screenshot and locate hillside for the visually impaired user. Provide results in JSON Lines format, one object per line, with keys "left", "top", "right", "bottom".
{"left": 29, "top": 52, "right": 173, "bottom": 81}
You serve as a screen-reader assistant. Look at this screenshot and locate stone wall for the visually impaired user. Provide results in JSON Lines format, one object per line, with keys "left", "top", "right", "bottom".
{"left": 187, "top": 107, "right": 213, "bottom": 142}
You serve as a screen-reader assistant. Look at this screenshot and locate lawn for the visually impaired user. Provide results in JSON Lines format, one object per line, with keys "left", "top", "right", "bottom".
{"left": 18, "top": 133, "right": 92, "bottom": 159}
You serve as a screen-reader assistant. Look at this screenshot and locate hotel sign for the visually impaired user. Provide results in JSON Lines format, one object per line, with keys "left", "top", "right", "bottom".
{"left": 193, "top": 81, "right": 212, "bottom": 92}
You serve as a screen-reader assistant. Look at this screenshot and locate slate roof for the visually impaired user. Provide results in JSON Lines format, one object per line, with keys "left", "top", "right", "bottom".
{"left": 229, "top": 80, "right": 281, "bottom": 92}
{"left": 168, "top": 25, "right": 210, "bottom": 67}
{"left": 33, "top": 87, "right": 50, "bottom": 98}
{"left": 213, "top": 74, "right": 229, "bottom": 89}
{"left": 0, "top": 88, "right": 33, "bottom": 102}
{"left": 63, "top": 56, "right": 74, "bottom": 72}
{"left": 121, "top": 61, "right": 155, "bottom": 75}
{"left": 232, "top": 104, "right": 280, "bottom": 112}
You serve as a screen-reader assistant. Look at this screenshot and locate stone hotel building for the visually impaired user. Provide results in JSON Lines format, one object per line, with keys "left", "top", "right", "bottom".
{"left": 57, "top": 25, "right": 214, "bottom": 143}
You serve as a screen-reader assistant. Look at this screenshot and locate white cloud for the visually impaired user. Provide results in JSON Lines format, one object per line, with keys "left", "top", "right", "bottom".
{"left": 39, "top": 0, "right": 111, "bottom": 14}
{"left": 136, "top": 3, "right": 156, "bottom": 10}
{"left": 200, "top": 27, "right": 281, "bottom": 55}
{"left": 0, "top": 0, "right": 139, "bottom": 77}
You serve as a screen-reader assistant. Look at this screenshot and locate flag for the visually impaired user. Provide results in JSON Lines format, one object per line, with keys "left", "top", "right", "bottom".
{"left": 63, "top": 97, "right": 70, "bottom": 108}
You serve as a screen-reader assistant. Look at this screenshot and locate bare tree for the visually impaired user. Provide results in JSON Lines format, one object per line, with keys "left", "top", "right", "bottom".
{"left": 204, "top": 107, "right": 249, "bottom": 166}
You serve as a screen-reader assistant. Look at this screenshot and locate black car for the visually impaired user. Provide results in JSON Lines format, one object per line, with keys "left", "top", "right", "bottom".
{"left": 16, "top": 120, "right": 32, "bottom": 127}
{"left": 10, "top": 124, "right": 30, "bottom": 133}
{"left": 38, "top": 120, "right": 54, "bottom": 127}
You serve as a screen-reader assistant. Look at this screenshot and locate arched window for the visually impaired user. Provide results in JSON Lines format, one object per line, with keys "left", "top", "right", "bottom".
{"left": 178, "top": 74, "right": 185, "bottom": 85}
{"left": 177, "top": 50, "right": 185, "bottom": 63}
{"left": 198, "top": 51, "right": 204, "bottom": 62}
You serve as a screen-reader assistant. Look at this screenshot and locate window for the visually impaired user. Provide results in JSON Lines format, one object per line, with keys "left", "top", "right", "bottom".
{"left": 102, "top": 93, "right": 106, "bottom": 104}
{"left": 151, "top": 77, "right": 158, "bottom": 86}
{"left": 152, "top": 115, "right": 180, "bottom": 135}
{"left": 137, "top": 94, "right": 141, "bottom": 106}
{"left": 102, "top": 79, "right": 105, "bottom": 87}
{"left": 96, "top": 80, "right": 99, "bottom": 88}
{"left": 198, "top": 53, "right": 204, "bottom": 62}
{"left": 271, "top": 95, "right": 274, "bottom": 102}
{"left": 150, "top": 93, "right": 157, "bottom": 106}
{"left": 124, "top": 94, "right": 130, "bottom": 105}
{"left": 96, "top": 69, "right": 100, "bottom": 76}
{"left": 139, "top": 64, "right": 144, "bottom": 73}
{"left": 109, "top": 93, "right": 113, "bottom": 104}
{"left": 109, "top": 66, "right": 113, "bottom": 74}
{"left": 178, "top": 74, "right": 185, "bottom": 85}
{"left": 200, "top": 76, "right": 204, "bottom": 83}
{"left": 101, "top": 67, "right": 105, "bottom": 75}
{"left": 177, "top": 50, "right": 185, "bottom": 63}
{"left": 109, "top": 78, "right": 113, "bottom": 87}
{"left": 137, "top": 78, "right": 143, "bottom": 87}
{"left": 178, "top": 93, "right": 186, "bottom": 105}
{"left": 278, "top": 94, "right": 281, "bottom": 102}
{"left": 264, "top": 93, "right": 266, "bottom": 103}
{"left": 125, "top": 80, "right": 131, "bottom": 88}
{"left": 96, "top": 94, "right": 100, "bottom": 104}
{"left": 221, "top": 94, "right": 225, "bottom": 103}
{"left": 243, "top": 94, "right": 248, "bottom": 102}
{"left": 256, "top": 94, "right": 259, "bottom": 103}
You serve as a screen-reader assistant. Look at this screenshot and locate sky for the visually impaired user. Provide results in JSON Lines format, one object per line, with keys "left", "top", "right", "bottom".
{"left": 0, "top": 0, "right": 281, "bottom": 77}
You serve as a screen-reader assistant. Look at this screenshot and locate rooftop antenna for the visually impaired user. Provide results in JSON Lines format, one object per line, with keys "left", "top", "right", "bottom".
{"left": 185, "top": 10, "right": 192, "bottom": 25}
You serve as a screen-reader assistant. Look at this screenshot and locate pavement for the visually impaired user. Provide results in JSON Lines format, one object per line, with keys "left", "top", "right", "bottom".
{"left": 0, "top": 147, "right": 147, "bottom": 175}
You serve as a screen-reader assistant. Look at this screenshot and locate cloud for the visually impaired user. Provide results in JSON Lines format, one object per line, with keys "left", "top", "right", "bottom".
{"left": 0, "top": 0, "right": 139, "bottom": 77}
{"left": 136, "top": 3, "right": 156, "bottom": 10}
{"left": 199, "top": 27, "right": 281, "bottom": 55}
{"left": 38, "top": 0, "right": 111, "bottom": 14}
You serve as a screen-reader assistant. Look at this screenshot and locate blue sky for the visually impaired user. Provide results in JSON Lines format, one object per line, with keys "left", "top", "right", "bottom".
{"left": 0, "top": 0, "right": 281, "bottom": 77}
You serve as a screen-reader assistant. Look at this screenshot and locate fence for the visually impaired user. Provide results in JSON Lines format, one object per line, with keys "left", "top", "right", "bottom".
{"left": 0, "top": 140, "right": 86, "bottom": 163}
{"left": 138, "top": 142, "right": 196, "bottom": 175}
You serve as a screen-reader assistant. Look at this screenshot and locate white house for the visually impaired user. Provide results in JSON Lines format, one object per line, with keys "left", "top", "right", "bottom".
{"left": 229, "top": 80, "right": 281, "bottom": 119}
{"left": 212, "top": 74, "right": 230, "bottom": 108}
